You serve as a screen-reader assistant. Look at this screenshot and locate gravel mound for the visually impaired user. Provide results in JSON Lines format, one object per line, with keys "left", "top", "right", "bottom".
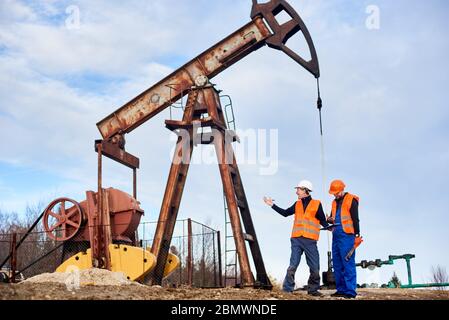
{"left": 22, "top": 268, "right": 139, "bottom": 286}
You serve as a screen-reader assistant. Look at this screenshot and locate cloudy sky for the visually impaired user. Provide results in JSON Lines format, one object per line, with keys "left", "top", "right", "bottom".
{"left": 1, "top": 0, "right": 448, "bottom": 287}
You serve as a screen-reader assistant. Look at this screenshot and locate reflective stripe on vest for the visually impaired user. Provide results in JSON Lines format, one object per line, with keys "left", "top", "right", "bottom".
{"left": 292, "top": 199, "right": 321, "bottom": 240}
{"left": 331, "top": 193, "right": 359, "bottom": 234}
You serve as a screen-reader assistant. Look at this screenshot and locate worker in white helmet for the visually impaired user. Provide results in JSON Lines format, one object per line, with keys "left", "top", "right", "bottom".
{"left": 264, "top": 180, "right": 329, "bottom": 296}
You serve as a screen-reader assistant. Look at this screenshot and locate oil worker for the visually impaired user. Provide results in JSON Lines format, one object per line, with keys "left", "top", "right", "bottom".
{"left": 327, "top": 179, "right": 361, "bottom": 299}
{"left": 263, "top": 180, "right": 329, "bottom": 296}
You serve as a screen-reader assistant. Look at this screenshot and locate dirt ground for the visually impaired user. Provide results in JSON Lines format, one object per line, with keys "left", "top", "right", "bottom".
{"left": 1, "top": 283, "right": 448, "bottom": 300}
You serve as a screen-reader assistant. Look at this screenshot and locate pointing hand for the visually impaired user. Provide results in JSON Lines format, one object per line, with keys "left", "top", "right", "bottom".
{"left": 263, "top": 196, "right": 274, "bottom": 207}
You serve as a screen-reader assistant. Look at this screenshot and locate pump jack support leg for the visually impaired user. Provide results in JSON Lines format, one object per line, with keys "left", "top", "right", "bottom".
{"left": 214, "top": 132, "right": 254, "bottom": 287}
{"left": 151, "top": 102, "right": 196, "bottom": 285}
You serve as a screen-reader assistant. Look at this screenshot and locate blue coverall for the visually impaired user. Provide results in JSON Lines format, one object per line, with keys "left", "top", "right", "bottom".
{"left": 332, "top": 204, "right": 357, "bottom": 297}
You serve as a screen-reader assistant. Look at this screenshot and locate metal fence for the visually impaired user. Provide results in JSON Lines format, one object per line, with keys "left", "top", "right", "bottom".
{"left": 139, "top": 219, "right": 222, "bottom": 288}
{"left": 0, "top": 218, "right": 222, "bottom": 288}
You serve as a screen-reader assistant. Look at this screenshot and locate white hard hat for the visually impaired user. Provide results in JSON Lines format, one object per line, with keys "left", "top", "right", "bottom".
{"left": 295, "top": 180, "right": 313, "bottom": 192}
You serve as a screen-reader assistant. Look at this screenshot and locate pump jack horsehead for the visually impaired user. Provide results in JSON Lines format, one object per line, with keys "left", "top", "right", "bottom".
{"left": 39, "top": 0, "right": 320, "bottom": 287}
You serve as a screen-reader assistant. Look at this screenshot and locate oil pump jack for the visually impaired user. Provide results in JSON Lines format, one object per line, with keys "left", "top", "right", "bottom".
{"left": 35, "top": 0, "right": 320, "bottom": 288}
{"left": 97, "top": 0, "right": 320, "bottom": 287}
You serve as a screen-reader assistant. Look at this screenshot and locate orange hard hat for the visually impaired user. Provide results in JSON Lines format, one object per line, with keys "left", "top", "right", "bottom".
{"left": 329, "top": 180, "right": 346, "bottom": 194}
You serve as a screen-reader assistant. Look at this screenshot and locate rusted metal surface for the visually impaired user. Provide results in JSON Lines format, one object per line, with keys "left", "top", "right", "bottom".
{"left": 217, "top": 33, "right": 257, "bottom": 64}
{"left": 105, "top": 188, "right": 143, "bottom": 242}
{"left": 85, "top": 190, "right": 98, "bottom": 255}
{"left": 42, "top": 152, "right": 143, "bottom": 269}
{"left": 133, "top": 168, "right": 137, "bottom": 200}
{"left": 55, "top": 189, "right": 144, "bottom": 244}
{"left": 97, "top": 143, "right": 102, "bottom": 224}
{"left": 42, "top": 198, "right": 83, "bottom": 241}
{"left": 150, "top": 93, "right": 197, "bottom": 284}
{"left": 95, "top": 147, "right": 111, "bottom": 269}
{"left": 90, "top": 140, "right": 141, "bottom": 269}
{"left": 88, "top": 187, "right": 112, "bottom": 269}
{"left": 97, "top": 1, "right": 321, "bottom": 141}
{"left": 150, "top": 86, "right": 270, "bottom": 288}
{"left": 251, "top": 0, "right": 320, "bottom": 77}
{"left": 213, "top": 132, "right": 254, "bottom": 286}
{"left": 95, "top": 139, "right": 140, "bottom": 169}
{"left": 96, "top": 17, "right": 271, "bottom": 140}
{"left": 100, "top": 189, "right": 112, "bottom": 270}
{"left": 95, "top": 143, "right": 105, "bottom": 268}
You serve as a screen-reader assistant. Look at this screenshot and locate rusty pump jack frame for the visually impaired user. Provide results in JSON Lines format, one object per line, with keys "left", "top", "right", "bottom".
{"left": 93, "top": 137, "right": 140, "bottom": 269}
{"left": 95, "top": 0, "right": 320, "bottom": 288}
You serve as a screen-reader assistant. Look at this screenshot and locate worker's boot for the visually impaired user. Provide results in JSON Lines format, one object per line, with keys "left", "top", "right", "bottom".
{"left": 308, "top": 291, "right": 323, "bottom": 297}
{"left": 330, "top": 292, "right": 346, "bottom": 297}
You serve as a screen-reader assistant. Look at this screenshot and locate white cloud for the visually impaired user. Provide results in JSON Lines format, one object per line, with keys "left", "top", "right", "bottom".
{"left": 0, "top": 0, "right": 36, "bottom": 23}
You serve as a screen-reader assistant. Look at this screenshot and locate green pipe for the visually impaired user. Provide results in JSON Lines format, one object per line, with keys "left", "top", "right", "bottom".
{"left": 405, "top": 258, "right": 412, "bottom": 285}
{"left": 360, "top": 254, "right": 449, "bottom": 289}
{"left": 400, "top": 283, "right": 449, "bottom": 289}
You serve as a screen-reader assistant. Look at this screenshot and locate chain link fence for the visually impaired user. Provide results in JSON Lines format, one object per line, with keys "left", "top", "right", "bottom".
{"left": 139, "top": 219, "right": 221, "bottom": 288}
{"left": 0, "top": 218, "right": 221, "bottom": 288}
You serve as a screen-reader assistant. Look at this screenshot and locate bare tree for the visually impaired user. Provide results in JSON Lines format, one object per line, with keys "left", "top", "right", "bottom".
{"left": 24, "top": 202, "right": 45, "bottom": 231}
{"left": 431, "top": 265, "right": 448, "bottom": 290}
{"left": 0, "top": 202, "right": 44, "bottom": 233}
{"left": 0, "top": 203, "right": 60, "bottom": 279}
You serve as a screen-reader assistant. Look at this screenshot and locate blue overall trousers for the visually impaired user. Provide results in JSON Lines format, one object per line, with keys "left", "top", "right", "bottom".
{"left": 332, "top": 206, "right": 357, "bottom": 297}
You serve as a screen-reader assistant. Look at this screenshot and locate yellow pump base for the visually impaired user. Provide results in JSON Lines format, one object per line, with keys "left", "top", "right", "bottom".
{"left": 163, "top": 251, "right": 180, "bottom": 278}
{"left": 56, "top": 244, "right": 179, "bottom": 281}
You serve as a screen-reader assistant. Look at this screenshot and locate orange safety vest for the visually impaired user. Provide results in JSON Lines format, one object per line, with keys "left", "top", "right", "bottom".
{"left": 291, "top": 199, "right": 321, "bottom": 240}
{"left": 331, "top": 193, "right": 359, "bottom": 234}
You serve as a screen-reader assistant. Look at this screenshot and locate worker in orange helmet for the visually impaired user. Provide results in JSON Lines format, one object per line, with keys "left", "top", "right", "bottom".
{"left": 327, "top": 179, "right": 361, "bottom": 299}
{"left": 264, "top": 180, "right": 329, "bottom": 296}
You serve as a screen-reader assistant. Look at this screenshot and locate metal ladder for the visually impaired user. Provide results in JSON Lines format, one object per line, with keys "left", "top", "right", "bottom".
{"left": 166, "top": 84, "right": 186, "bottom": 120}
{"left": 221, "top": 94, "right": 239, "bottom": 287}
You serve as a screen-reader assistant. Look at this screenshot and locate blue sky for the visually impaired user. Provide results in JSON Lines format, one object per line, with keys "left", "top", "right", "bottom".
{"left": 1, "top": 0, "right": 448, "bottom": 287}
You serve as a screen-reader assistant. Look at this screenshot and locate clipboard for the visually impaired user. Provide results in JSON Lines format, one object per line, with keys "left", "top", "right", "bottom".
{"left": 320, "top": 223, "right": 341, "bottom": 230}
